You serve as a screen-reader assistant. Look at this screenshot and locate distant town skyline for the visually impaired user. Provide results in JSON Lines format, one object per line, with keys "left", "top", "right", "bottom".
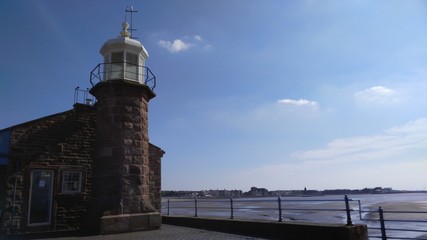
{"left": 162, "top": 186, "right": 425, "bottom": 199}
{"left": 1, "top": 0, "right": 427, "bottom": 191}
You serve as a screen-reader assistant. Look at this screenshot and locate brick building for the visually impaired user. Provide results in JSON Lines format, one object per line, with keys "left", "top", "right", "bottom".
{"left": 0, "top": 21, "right": 164, "bottom": 235}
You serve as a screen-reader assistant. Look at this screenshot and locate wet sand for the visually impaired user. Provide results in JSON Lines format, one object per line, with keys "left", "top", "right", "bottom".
{"left": 364, "top": 200, "right": 427, "bottom": 221}
{"left": 362, "top": 200, "right": 427, "bottom": 239}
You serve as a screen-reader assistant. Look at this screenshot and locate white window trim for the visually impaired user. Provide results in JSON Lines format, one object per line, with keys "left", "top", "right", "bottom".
{"left": 61, "top": 171, "right": 83, "bottom": 194}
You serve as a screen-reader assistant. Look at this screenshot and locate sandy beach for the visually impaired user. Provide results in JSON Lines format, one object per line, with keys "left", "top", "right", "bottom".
{"left": 364, "top": 200, "right": 427, "bottom": 221}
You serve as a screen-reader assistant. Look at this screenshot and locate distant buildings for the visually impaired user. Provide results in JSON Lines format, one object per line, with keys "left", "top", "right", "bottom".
{"left": 161, "top": 187, "right": 270, "bottom": 198}
{"left": 247, "top": 187, "right": 269, "bottom": 197}
{"left": 161, "top": 186, "right": 410, "bottom": 198}
{"left": 162, "top": 189, "right": 243, "bottom": 198}
{"left": 215, "top": 189, "right": 243, "bottom": 198}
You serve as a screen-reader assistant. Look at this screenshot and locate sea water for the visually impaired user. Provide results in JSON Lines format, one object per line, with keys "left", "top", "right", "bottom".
{"left": 162, "top": 192, "right": 427, "bottom": 239}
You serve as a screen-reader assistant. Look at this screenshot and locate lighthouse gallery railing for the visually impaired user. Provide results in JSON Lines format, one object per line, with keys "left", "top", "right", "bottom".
{"left": 89, "top": 62, "right": 156, "bottom": 91}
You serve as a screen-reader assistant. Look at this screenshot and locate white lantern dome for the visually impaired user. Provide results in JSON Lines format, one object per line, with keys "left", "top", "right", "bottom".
{"left": 99, "top": 21, "right": 149, "bottom": 84}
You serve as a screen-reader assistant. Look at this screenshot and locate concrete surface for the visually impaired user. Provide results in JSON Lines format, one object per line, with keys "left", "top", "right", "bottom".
{"left": 163, "top": 216, "right": 368, "bottom": 240}
{"left": 100, "top": 212, "right": 161, "bottom": 234}
{"left": 3, "top": 224, "right": 266, "bottom": 240}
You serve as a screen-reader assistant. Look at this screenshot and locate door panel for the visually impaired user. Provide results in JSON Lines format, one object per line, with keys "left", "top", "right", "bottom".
{"left": 28, "top": 170, "right": 54, "bottom": 225}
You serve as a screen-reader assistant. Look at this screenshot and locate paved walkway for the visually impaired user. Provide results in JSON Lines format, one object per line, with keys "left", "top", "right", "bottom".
{"left": 4, "top": 225, "right": 267, "bottom": 240}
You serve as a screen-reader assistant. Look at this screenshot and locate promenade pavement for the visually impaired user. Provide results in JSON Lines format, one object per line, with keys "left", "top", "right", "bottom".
{"left": 4, "top": 224, "right": 267, "bottom": 240}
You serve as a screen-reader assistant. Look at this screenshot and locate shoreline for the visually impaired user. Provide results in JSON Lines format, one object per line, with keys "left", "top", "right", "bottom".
{"left": 163, "top": 191, "right": 427, "bottom": 199}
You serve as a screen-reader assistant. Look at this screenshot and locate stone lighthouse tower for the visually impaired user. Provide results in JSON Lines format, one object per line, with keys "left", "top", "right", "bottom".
{"left": 88, "top": 21, "right": 161, "bottom": 233}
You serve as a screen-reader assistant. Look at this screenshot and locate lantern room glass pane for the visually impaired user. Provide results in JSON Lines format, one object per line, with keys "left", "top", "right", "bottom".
{"left": 125, "top": 53, "right": 138, "bottom": 80}
{"left": 110, "top": 52, "right": 124, "bottom": 79}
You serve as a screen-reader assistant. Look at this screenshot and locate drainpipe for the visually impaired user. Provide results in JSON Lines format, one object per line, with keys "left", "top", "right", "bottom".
{"left": 9, "top": 160, "right": 19, "bottom": 230}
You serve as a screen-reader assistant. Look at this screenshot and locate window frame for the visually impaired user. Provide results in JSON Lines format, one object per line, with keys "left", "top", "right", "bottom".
{"left": 28, "top": 169, "right": 55, "bottom": 226}
{"left": 125, "top": 52, "right": 139, "bottom": 80}
{"left": 61, "top": 170, "right": 83, "bottom": 194}
{"left": 109, "top": 51, "right": 125, "bottom": 79}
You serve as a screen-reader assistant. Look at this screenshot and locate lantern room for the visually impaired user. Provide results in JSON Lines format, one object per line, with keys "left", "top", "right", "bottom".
{"left": 99, "top": 21, "right": 149, "bottom": 84}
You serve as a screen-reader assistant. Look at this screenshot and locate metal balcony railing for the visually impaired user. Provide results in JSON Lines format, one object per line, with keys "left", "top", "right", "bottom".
{"left": 162, "top": 196, "right": 427, "bottom": 240}
{"left": 74, "top": 87, "right": 95, "bottom": 105}
{"left": 89, "top": 62, "right": 156, "bottom": 91}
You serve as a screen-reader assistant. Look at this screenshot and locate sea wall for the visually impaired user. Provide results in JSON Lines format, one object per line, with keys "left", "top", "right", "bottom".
{"left": 162, "top": 216, "right": 368, "bottom": 240}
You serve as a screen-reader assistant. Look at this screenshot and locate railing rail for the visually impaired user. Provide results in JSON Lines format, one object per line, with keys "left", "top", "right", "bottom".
{"left": 163, "top": 195, "right": 355, "bottom": 224}
{"left": 89, "top": 62, "right": 156, "bottom": 91}
{"left": 74, "top": 87, "right": 95, "bottom": 105}
{"left": 162, "top": 195, "right": 427, "bottom": 240}
{"left": 360, "top": 207, "right": 427, "bottom": 240}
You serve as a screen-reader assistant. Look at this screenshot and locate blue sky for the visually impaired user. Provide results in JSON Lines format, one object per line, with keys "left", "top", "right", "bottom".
{"left": 1, "top": 0, "right": 427, "bottom": 191}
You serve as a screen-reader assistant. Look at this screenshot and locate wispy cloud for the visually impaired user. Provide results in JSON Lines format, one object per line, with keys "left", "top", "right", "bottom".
{"left": 232, "top": 118, "right": 427, "bottom": 190}
{"left": 293, "top": 118, "right": 427, "bottom": 164}
{"left": 278, "top": 98, "right": 319, "bottom": 108}
{"left": 158, "top": 35, "right": 210, "bottom": 53}
{"left": 354, "top": 86, "right": 401, "bottom": 105}
{"left": 158, "top": 39, "right": 193, "bottom": 53}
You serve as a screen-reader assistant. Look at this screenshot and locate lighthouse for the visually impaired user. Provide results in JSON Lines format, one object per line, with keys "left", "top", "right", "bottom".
{"left": 88, "top": 20, "right": 161, "bottom": 233}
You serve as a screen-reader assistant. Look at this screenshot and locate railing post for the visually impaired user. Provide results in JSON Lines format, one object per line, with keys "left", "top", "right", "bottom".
{"left": 167, "top": 198, "right": 170, "bottom": 215}
{"left": 74, "top": 86, "right": 79, "bottom": 104}
{"left": 278, "top": 196, "right": 283, "bottom": 222}
{"left": 194, "top": 197, "right": 198, "bottom": 217}
{"left": 379, "top": 207, "right": 387, "bottom": 240}
{"left": 230, "top": 197, "right": 234, "bottom": 219}
{"left": 345, "top": 195, "right": 353, "bottom": 225}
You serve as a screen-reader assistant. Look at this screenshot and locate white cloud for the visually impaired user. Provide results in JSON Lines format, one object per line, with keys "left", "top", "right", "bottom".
{"left": 278, "top": 98, "right": 319, "bottom": 108}
{"left": 210, "top": 98, "right": 322, "bottom": 130}
{"left": 158, "top": 39, "right": 193, "bottom": 53}
{"left": 158, "top": 35, "right": 211, "bottom": 53}
{"left": 232, "top": 118, "right": 427, "bottom": 190}
{"left": 354, "top": 86, "right": 401, "bottom": 105}
{"left": 293, "top": 118, "right": 427, "bottom": 164}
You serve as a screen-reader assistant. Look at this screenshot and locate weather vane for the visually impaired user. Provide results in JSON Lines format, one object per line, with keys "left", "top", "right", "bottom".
{"left": 125, "top": 6, "right": 138, "bottom": 39}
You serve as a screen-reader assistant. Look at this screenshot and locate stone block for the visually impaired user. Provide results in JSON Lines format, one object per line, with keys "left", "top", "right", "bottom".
{"left": 100, "top": 212, "right": 161, "bottom": 234}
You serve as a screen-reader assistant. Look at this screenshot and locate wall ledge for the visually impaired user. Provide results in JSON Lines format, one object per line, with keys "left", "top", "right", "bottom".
{"left": 162, "top": 216, "right": 368, "bottom": 240}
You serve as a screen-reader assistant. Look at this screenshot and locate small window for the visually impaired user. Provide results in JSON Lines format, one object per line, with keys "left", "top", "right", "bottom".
{"left": 62, "top": 171, "right": 82, "bottom": 193}
{"left": 111, "top": 52, "right": 124, "bottom": 63}
{"left": 110, "top": 52, "right": 124, "bottom": 79}
{"left": 125, "top": 53, "right": 139, "bottom": 80}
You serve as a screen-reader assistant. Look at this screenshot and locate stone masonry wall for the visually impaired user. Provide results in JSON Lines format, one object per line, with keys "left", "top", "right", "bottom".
{"left": 149, "top": 143, "right": 164, "bottom": 211}
{"left": 1, "top": 104, "right": 95, "bottom": 234}
{"left": 90, "top": 80, "right": 156, "bottom": 217}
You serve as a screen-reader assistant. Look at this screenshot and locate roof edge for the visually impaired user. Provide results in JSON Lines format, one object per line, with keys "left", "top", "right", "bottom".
{"left": 0, "top": 105, "right": 95, "bottom": 132}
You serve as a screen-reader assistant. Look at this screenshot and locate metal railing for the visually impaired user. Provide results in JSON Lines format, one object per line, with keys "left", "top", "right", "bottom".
{"left": 163, "top": 195, "right": 355, "bottom": 225}
{"left": 360, "top": 206, "right": 427, "bottom": 240}
{"left": 74, "top": 87, "right": 95, "bottom": 105}
{"left": 89, "top": 62, "right": 156, "bottom": 91}
{"left": 162, "top": 196, "right": 427, "bottom": 240}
